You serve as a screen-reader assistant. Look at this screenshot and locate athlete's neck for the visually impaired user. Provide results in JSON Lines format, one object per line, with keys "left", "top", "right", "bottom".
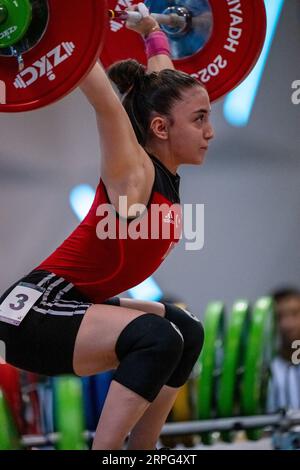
{"left": 145, "top": 144, "right": 178, "bottom": 176}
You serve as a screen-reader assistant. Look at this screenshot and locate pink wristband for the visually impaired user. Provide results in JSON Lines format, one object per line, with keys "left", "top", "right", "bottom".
{"left": 144, "top": 31, "right": 171, "bottom": 59}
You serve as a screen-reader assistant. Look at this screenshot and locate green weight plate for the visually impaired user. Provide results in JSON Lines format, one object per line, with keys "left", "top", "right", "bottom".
{"left": 241, "top": 297, "right": 274, "bottom": 440}
{"left": 0, "top": 388, "right": 20, "bottom": 450}
{"left": 217, "top": 300, "right": 250, "bottom": 443}
{"left": 197, "top": 302, "right": 225, "bottom": 445}
{"left": 0, "top": 0, "right": 32, "bottom": 48}
{"left": 54, "top": 376, "right": 86, "bottom": 450}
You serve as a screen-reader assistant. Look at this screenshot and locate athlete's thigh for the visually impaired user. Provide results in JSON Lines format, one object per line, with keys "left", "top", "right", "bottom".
{"left": 73, "top": 304, "right": 153, "bottom": 376}
{"left": 119, "top": 298, "right": 166, "bottom": 317}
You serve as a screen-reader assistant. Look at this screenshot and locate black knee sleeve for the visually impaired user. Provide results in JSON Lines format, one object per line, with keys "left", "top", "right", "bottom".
{"left": 162, "top": 302, "right": 204, "bottom": 388}
{"left": 113, "top": 313, "right": 184, "bottom": 402}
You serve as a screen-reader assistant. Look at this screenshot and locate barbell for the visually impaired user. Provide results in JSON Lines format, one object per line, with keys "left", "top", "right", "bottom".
{"left": 0, "top": 0, "right": 267, "bottom": 112}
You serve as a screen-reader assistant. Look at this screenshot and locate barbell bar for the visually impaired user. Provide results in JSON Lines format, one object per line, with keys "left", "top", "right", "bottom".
{"left": 161, "top": 411, "right": 300, "bottom": 436}
{"left": 108, "top": 5, "right": 216, "bottom": 41}
{"left": 18, "top": 411, "right": 300, "bottom": 447}
{"left": 108, "top": 8, "right": 189, "bottom": 29}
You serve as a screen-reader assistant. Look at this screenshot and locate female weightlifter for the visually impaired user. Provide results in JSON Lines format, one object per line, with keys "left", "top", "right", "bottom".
{"left": 0, "top": 4, "right": 214, "bottom": 449}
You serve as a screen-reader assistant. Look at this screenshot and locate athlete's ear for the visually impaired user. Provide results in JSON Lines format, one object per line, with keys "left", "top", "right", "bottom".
{"left": 149, "top": 116, "right": 169, "bottom": 140}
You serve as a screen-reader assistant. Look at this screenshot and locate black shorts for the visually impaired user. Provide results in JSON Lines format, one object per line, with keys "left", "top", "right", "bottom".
{"left": 0, "top": 269, "right": 120, "bottom": 376}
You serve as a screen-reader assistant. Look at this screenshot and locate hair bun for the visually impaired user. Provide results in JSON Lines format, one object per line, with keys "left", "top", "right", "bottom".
{"left": 108, "top": 59, "right": 146, "bottom": 95}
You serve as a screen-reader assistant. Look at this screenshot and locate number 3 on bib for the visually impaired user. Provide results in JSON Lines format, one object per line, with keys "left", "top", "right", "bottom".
{"left": 0, "top": 283, "right": 45, "bottom": 326}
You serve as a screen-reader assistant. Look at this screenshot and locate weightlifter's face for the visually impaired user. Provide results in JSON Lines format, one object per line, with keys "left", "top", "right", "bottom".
{"left": 168, "top": 86, "right": 214, "bottom": 165}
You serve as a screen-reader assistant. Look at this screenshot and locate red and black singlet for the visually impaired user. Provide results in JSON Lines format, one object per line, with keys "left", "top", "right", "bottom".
{"left": 34, "top": 155, "right": 182, "bottom": 302}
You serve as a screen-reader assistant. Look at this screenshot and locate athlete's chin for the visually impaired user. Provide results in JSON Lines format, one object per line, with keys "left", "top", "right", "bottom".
{"left": 182, "top": 151, "right": 207, "bottom": 165}
{"left": 192, "top": 152, "right": 207, "bottom": 165}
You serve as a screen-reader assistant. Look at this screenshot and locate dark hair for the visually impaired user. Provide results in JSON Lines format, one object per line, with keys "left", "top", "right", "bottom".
{"left": 271, "top": 287, "right": 300, "bottom": 303}
{"left": 108, "top": 59, "right": 205, "bottom": 146}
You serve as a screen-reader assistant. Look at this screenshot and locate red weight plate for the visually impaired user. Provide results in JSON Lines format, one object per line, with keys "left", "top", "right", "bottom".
{"left": 0, "top": 0, "right": 107, "bottom": 112}
{"left": 101, "top": 0, "right": 266, "bottom": 102}
{"left": 0, "top": 364, "right": 23, "bottom": 431}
